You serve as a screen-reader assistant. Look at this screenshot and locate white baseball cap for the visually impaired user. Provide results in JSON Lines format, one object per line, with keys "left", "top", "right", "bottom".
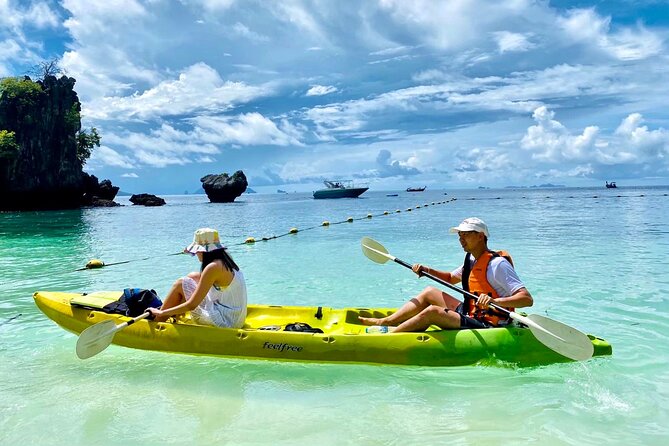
{"left": 449, "top": 217, "right": 489, "bottom": 237}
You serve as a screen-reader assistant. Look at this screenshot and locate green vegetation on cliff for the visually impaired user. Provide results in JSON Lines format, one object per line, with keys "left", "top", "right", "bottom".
{"left": 0, "top": 130, "right": 20, "bottom": 159}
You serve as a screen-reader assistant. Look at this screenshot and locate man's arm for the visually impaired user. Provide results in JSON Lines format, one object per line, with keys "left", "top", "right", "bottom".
{"left": 411, "top": 264, "right": 461, "bottom": 284}
{"left": 491, "top": 287, "right": 533, "bottom": 309}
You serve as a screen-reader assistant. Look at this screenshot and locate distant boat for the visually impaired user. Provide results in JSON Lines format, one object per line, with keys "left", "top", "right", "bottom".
{"left": 605, "top": 181, "right": 617, "bottom": 189}
{"left": 313, "top": 180, "right": 369, "bottom": 199}
{"left": 406, "top": 186, "right": 426, "bottom": 192}
{"left": 386, "top": 193, "right": 399, "bottom": 197}
{"left": 277, "top": 189, "right": 288, "bottom": 194}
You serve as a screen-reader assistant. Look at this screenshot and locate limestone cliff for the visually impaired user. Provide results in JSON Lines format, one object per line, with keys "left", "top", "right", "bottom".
{"left": 0, "top": 75, "right": 116, "bottom": 210}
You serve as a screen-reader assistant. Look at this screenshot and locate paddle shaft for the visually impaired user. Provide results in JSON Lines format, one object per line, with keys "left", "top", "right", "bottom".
{"left": 116, "top": 312, "right": 151, "bottom": 332}
{"left": 389, "top": 256, "right": 513, "bottom": 317}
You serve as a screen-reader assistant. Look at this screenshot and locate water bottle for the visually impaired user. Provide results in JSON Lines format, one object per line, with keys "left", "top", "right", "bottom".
{"left": 365, "top": 325, "right": 389, "bottom": 333}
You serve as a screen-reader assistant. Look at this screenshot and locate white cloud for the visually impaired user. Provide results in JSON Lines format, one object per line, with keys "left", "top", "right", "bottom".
{"left": 0, "top": 39, "right": 22, "bottom": 75}
{"left": 232, "top": 22, "right": 269, "bottom": 43}
{"left": 452, "top": 147, "right": 514, "bottom": 181}
{"left": 107, "top": 124, "right": 219, "bottom": 154}
{"left": 58, "top": 0, "right": 165, "bottom": 101}
{"left": 93, "top": 111, "right": 302, "bottom": 169}
{"left": 121, "top": 172, "right": 139, "bottom": 178}
{"left": 61, "top": 48, "right": 159, "bottom": 101}
{"left": 370, "top": 46, "right": 411, "bottom": 56}
{"left": 25, "top": 2, "right": 60, "bottom": 28}
{"left": 614, "top": 113, "right": 669, "bottom": 159}
{"left": 559, "top": 8, "right": 609, "bottom": 42}
{"left": 274, "top": 2, "right": 324, "bottom": 39}
{"left": 604, "top": 27, "right": 664, "bottom": 61}
{"left": 521, "top": 106, "right": 599, "bottom": 162}
{"left": 307, "top": 65, "right": 623, "bottom": 138}
{"left": 133, "top": 150, "right": 191, "bottom": 168}
{"left": 559, "top": 8, "right": 663, "bottom": 60}
{"left": 194, "top": 0, "right": 237, "bottom": 12}
{"left": 83, "top": 63, "right": 272, "bottom": 120}
{"left": 192, "top": 112, "right": 303, "bottom": 146}
{"left": 412, "top": 69, "right": 447, "bottom": 83}
{"left": 371, "top": 149, "right": 420, "bottom": 177}
{"left": 493, "top": 31, "right": 534, "bottom": 53}
{"left": 521, "top": 107, "right": 667, "bottom": 166}
{"left": 306, "top": 85, "right": 338, "bottom": 96}
{"left": 0, "top": 0, "right": 59, "bottom": 29}
{"left": 62, "top": 0, "right": 147, "bottom": 27}
{"left": 0, "top": 1, "right": 60, "bottom": 75}
{"left": 88, "top": 145, "right": 136, "bottom": 169}
{"left": 377, "top": 0, "right": 485, "bottom": 50}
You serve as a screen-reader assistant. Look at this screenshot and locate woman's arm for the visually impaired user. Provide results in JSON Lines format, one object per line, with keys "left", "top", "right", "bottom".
{"left": 159, "top": 264, "right": 233, "bottom": 317}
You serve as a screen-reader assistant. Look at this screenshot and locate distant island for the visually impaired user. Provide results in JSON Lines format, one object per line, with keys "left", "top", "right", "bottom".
{"left": 505, "top": 183, "right": 566, "bottom": 189}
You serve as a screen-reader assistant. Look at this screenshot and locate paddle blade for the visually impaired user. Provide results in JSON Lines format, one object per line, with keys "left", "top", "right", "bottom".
{"left": 361, "top": 237, "right": 392, "bottom": 264}
{"left": 526, "top": 314, "right": 594, "bottom": 361}
{"left": 76, "top": 320, "right": 117, "bottom": 359}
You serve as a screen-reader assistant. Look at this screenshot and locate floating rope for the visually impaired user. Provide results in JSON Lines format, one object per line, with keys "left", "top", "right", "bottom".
{"left": 0, "top": 314, "right": 21, "bottom": 328}
{"left": 74, "top": 252, "right": 184, "bottom": 271}
{"left": 75, "top": 198, "right": 457, "bottom": 271}
{"left": 74, "top": 190, "right": 666, "bottom": 271}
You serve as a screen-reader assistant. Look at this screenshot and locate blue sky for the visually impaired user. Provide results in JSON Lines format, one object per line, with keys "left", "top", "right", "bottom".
{"left": 2, "top": 0, "right": 669, "bottom": 194}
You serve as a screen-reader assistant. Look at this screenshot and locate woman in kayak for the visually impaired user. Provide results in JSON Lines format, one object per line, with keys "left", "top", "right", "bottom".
{"left": 146, "top": 228, "right": 247, "bottom": 328}
{"left": 359, "top": 217, "right": 533, "bottom": 332}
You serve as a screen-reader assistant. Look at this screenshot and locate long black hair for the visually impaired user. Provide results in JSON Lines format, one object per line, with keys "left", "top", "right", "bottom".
{"left": 201, "top": 248, "right": 239, "bottom": 273}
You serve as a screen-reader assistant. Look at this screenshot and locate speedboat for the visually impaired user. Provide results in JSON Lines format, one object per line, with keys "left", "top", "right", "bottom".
{"left": 313, "top": 180, "right": 368, "bottom": 199}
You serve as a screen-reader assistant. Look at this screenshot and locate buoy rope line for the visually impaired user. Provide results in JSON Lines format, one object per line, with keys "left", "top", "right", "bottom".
{"left": 0, "top": 314, "right": 21, "bottom": 328}
{"left": 76, "top": 198, "right": 457, "bottom": 271}
{"left": 73, "top": 190, "right": 668, "bottom": 272}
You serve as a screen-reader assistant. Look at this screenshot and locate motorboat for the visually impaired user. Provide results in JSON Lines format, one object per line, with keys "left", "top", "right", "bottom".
{"left": 313, "top": 180, "right": 368, "bottom": 199}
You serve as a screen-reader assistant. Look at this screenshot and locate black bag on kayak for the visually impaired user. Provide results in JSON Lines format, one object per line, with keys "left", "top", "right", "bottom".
{"left": 284, "top": 322, "right": 323, "bottom": 333}
{"left": 102, "top": 288, "right": 162, "bottom": 317}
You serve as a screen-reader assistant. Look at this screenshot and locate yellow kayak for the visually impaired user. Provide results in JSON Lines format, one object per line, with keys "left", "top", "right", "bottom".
{"left": 34, "top": 290, "right": 612, "bottom": 367}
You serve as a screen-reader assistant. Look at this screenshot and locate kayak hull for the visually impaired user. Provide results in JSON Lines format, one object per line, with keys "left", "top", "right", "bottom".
{"left": 33, "top": 291, "right": 612, "bottom": 367}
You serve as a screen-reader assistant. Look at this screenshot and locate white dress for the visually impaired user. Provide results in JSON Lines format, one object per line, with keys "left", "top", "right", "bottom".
{"left": 182, "top": 270, "right": 247, "bottom": 328}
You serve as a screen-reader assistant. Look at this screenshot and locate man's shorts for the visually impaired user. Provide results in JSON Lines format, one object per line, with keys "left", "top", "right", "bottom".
{"left": 455, "top": 303, "right": 492, "bottom": 329}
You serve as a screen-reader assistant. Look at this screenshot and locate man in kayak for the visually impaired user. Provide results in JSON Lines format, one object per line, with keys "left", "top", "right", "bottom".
{"left": 359, "top": 217, "right": 533, "bottom": 332}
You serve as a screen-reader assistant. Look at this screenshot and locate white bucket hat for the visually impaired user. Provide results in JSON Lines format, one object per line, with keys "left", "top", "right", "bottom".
{"left": 449, "top": 217, "right": 489, "bottom": 237}
{"left": 184, "top": 228, "right": 225, "bottom": 254}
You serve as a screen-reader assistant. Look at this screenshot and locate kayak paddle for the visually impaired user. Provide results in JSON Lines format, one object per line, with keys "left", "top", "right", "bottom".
{"left": 76, "top": 312, "right": 150, "bottom": 359}
{"left": 360, "top": 237, "right": 594, "bottom": 361}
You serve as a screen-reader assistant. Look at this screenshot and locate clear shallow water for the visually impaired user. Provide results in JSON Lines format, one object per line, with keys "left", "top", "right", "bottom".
{"left": 1, "top": 187, "right": 668, "bottom": 445}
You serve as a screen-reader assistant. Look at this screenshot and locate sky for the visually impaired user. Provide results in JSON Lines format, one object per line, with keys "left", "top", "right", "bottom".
{"left": 2, "top": 0, "right": 669, "bottom": 194}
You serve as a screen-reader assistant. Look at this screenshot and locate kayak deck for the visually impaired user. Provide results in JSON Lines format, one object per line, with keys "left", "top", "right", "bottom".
{"left": 33, "top": 290, "right": 612, "bottom": 367}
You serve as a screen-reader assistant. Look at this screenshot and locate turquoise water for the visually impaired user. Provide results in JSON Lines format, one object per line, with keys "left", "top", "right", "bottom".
{"left": 1, "top": 187, "right": 668, "bottom": 445}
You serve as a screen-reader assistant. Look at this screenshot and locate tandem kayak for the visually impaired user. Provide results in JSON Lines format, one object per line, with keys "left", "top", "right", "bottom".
{"left": 33, "top": 291, "right": 612, "bottom": 367}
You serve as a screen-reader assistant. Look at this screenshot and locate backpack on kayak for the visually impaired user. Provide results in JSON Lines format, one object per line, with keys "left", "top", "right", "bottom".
{"left": 102, "top": 288, "right": 163, "bottom": 317}
{"left": 284, "top": 322, "right": 323, "bottom": 333}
